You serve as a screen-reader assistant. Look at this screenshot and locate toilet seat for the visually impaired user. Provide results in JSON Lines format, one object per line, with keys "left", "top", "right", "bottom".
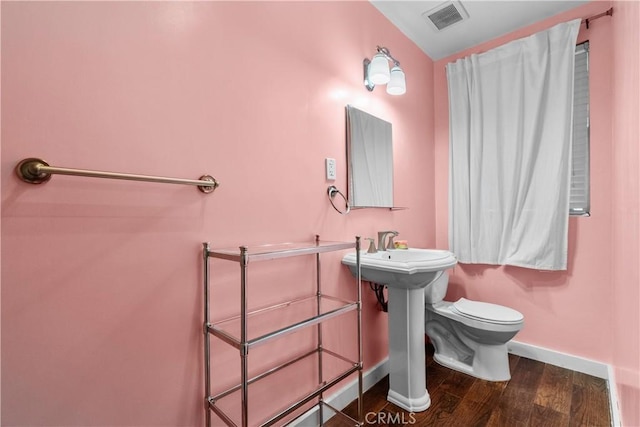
{"left": 451, "top": 298, "right": 523, "bottom": 325}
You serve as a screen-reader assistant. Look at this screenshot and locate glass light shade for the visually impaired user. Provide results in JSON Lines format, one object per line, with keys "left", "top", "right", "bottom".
{"left": 369, "top": 54, "right": 390, "bottom": 85}
{"left": 386, "top": 66, "right": 406, "bottom": 95}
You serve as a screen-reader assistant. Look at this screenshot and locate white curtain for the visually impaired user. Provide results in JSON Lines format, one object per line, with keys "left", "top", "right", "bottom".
{"left": 447, "top": 19, "right": 581, "bottom": 271}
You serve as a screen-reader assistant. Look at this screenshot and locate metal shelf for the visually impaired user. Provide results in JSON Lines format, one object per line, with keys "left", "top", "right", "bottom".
{"left": 207, "top": 240, "right": 355, "bottom": 263}
{"left": 209, "top": 294, "right": 357, "bottom": 350}
{"left": 208, "top": 348, "right": 360, "bottom": 427}
{"left": 202, "top": 236, "right": 363, "bottom": 427}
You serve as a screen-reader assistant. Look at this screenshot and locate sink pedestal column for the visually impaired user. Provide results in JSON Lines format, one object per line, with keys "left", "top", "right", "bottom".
{"left": 386, "top": 286, "right": 431, "bottom": 412}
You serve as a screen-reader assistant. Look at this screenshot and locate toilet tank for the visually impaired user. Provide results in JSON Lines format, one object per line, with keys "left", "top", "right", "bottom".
{"left": 424, "top": 271, "right": 449, "bottom": 303}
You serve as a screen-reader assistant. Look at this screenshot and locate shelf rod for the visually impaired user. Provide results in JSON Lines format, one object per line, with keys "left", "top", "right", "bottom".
{"left": 15, "top": 157, "right": 219, "bottom": 193}
{"left": 203, "top": 243, "right": 212, "bottom": 427}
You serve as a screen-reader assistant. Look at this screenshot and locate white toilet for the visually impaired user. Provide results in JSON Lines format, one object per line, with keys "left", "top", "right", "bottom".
{"left": 424, "top": 272, "right": 524, "bottom": 381}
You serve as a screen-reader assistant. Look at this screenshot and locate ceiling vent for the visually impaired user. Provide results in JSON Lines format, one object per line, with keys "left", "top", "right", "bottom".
{"left": 422, "top": 1, "right": 469, "bottom": 32}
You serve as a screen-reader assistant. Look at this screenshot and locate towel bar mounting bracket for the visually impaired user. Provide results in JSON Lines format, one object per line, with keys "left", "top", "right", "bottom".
{"left": 16, "top": 158, "right": 53, "bottom": 184}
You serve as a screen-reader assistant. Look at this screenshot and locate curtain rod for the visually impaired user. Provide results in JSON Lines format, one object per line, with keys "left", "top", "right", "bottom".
{"left": 582, "top": 7, "right": 613, "bottom": 29}
{"left": 15, "top": 157, "right": 219, "bottom": 194}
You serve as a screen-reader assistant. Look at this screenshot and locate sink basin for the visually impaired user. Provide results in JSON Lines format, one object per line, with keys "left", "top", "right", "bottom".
{"left": 342, "top": 248, "right": 457, "bottom": 289}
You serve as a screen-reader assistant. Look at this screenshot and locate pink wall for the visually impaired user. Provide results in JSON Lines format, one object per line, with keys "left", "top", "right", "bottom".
{"left": 0, "top": 2, "right": 435, "bottom": 425}
{"left": 611, "top": 1, "right": 640, "bottom": 425}
{"left": 3, "top": 1, "right": 638, "bottom": 425}
{"left": 433, "top": 1, "right": 639, "bottom": 424}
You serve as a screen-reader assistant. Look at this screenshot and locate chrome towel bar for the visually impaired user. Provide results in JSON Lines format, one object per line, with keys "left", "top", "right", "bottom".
{"left": 15, "top": 157, "right": 219, "bottom": 193}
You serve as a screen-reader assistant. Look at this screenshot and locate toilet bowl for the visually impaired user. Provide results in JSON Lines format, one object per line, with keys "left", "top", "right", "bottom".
{"left": 424, "top": 272, "right": 524, "bottom": 381}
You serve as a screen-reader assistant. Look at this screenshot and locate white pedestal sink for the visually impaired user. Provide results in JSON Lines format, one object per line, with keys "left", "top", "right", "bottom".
{"left": 342, "top": 248, "right": 457, "bottom": 412}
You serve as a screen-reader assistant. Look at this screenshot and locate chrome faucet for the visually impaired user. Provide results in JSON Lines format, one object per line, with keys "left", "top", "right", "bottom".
{"left": 365, "top": 238, "right": 377, "bottom": 253}
{"left": 377, "top": 231, "right": 399, "bottom": 251}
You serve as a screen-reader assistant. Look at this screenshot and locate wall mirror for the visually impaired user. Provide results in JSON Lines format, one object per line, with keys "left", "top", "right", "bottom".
{"left": 346, "top": 105, "right": 394, "bottom": 208}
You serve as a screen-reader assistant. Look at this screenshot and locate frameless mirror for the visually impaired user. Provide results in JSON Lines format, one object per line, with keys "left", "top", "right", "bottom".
{"left": 346, "top": 105, "right": 394, "bottom": 208}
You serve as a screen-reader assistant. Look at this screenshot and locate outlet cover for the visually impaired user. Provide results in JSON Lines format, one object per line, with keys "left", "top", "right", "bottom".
{"left": 325, "top": 158, "right": 336, "bottom": 180}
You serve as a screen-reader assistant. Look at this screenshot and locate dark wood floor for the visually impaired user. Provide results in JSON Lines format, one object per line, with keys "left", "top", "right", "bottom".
{"left": 325, "top": 344, "right": 611, "bottom": 426}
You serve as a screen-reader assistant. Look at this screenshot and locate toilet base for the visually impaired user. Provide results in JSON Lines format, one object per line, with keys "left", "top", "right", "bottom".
{"left": 432, "top": 342, "right": 511, "bottom": 381}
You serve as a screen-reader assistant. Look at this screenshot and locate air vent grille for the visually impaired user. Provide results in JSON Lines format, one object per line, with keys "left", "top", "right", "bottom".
{"left": 423, "top": 1, "right": 469, "bottom": 32}
{"left": 428, "top": 4, "right": 463, "bottom": 30}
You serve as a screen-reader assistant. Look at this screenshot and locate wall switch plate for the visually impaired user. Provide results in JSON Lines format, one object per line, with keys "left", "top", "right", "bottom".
{"left": 325, "top": 158, "right": 336, "bottom": 180}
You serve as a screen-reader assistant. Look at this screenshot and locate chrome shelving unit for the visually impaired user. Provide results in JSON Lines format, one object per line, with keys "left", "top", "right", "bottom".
{"left": 202, "top": 236, "right": 363, "bottom": 427}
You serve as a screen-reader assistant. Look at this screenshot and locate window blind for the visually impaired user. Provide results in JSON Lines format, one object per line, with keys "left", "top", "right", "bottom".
{"left": 570, "top": 41, "right": 590, "bottom": 215}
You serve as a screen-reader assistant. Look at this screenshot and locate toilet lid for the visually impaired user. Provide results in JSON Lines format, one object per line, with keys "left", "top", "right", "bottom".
{"left": 452, "top": 298, "right": 524, "bottom": 324}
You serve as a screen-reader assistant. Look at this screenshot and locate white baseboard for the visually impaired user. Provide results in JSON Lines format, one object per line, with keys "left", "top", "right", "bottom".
{"left": 508, "top": 340, "right": 621, "bottom": 426}
{"left": 507, "top": 340, "right": 609, "bottom": 378}
{"left": 290, "top": 357, "right": 389, "bottom": 426}
{"left": 607, "top": 364, "right": 622, "bottom": 426}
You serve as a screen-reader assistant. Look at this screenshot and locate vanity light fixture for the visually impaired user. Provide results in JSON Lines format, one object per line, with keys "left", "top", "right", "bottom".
{"left": 363, "top": 46, "right": 406, "bottom": 95}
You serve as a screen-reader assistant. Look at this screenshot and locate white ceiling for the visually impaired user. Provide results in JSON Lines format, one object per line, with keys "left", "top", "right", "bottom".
{"left": 371, "top": 0, "right": 589, "bottom": 60}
